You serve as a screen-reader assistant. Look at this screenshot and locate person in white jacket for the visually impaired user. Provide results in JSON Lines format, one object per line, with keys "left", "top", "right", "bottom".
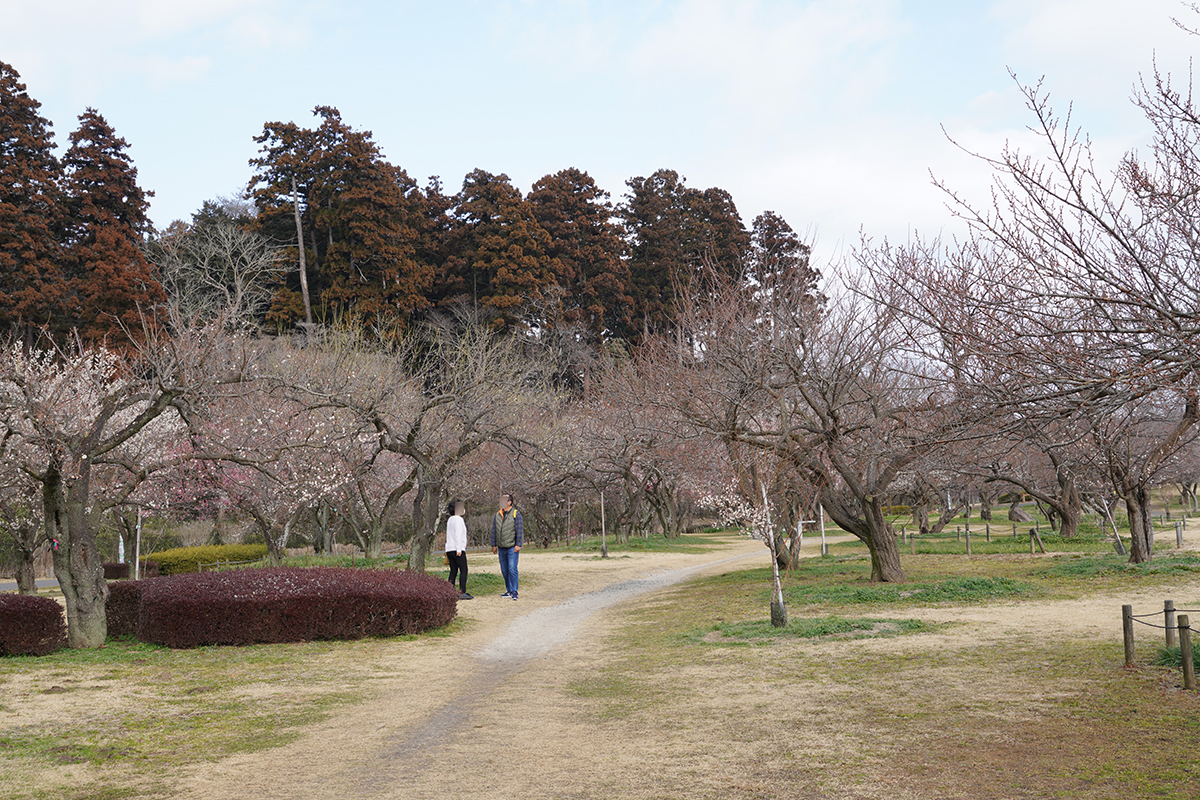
{"left": 445, "top": 499, "right": 472, "bottom": 599}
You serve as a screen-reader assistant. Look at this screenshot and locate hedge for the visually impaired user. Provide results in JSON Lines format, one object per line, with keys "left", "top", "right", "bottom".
{"left": 106, "top": 580, "right": 144, "bottom": 638}
{"left": 0, "top": 594, "right": 67, "bottom": 656}
{"left": 141, "top": 544, "right": 269, "bottom": 575}
{"left": 134, "top": 567, "right": 458, "bottom": 648}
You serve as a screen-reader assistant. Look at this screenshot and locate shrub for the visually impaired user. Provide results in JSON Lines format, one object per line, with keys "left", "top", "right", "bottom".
{"left": 103, "top": 562, "right": 130, "bottom": 580}
{"left": 0, "top": 594, "right": 67, "bottom": 656}
{"left": 136, "top": 567, "right": 458, "bottom": 648}
{"left": 106, "top": 580, "right": 145, "bottom": 638}
{"left": 141, "top": 544, "right": 268, "bottom": 575}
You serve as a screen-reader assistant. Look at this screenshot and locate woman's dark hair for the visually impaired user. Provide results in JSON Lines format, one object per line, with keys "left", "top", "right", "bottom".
{"left": 447, "top": 499, "right": 462, "bottom": 515}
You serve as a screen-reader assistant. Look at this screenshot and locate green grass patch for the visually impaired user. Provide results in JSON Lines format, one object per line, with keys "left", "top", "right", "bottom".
{"left": 428, "top": 569, "right": 505, "bottom": 595}
{"left": 1153, "top": 644, "right": 1200, "bottom": 669}
{"left": 274, "top": 552, "right": 409, "bottom": 568}
{"left": 1035, "top": 553, "right": 1200, "bottom": 579}
{"left": 698, "top": 615, "right": 933, "bottom": 643}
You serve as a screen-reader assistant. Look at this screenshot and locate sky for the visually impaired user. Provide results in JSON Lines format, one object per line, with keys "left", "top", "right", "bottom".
{"left": 2, "top": 0, "right": 1196, "bottom": 267}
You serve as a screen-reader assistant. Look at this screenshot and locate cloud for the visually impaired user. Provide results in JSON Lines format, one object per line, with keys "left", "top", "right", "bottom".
{"left": 0, "top": 0, "right": 316, "bottom": 97}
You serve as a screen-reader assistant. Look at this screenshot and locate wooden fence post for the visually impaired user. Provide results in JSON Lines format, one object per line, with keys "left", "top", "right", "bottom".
{"left": 965, "top": 528, "right": 972, "bottom": 556}
{"left": 1179, "top": 615, "right": 1195, "bottom": 691}
{"left": 1123, "top": 605, "right": 1136, "bottom": 667}
{"left": 1176, "top": 521, "right": 1183, "bottom": 548}
{"left": 1165, "top": 600, "right": 1177, "bottom": 649}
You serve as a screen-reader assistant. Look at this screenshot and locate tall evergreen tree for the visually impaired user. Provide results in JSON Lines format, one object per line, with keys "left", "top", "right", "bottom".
{"left": 528, "top": 168, "right": 632, "bottom": 340}
{"left": 0, "top": 61, "right": 64, "bottom": 339}
{"left": 61, "top": 108, "right": 164, "bottom": 347}
{"left": 748, "top": 210, "right": 822, "bottom": 312}
{"left": 620, "top": 169, "right": 749, "bottom": 342}
{"left": 249, "top": 107, "right": 432, "bottom": 331}
{"left": 443, "top": 169, "right": 559, "bottom": 331}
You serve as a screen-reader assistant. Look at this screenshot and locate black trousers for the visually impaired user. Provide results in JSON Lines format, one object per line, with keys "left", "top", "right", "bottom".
{"left": 446, "top": 551, "right": 468, "bottom": 592}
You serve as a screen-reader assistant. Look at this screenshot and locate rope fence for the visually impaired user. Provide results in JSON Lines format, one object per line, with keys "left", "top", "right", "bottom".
{"left": 1121, "top": 601, "right": 1197, "bottom": 689}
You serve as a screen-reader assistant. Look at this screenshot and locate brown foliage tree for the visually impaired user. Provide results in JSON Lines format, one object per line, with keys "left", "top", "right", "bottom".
{"left": 60, "top": 108, "right": 164, "bottom": 348}
{"left": 249, "top": 107, "right": 433, "bottom": 331}
{"left": 0, "top": 61, "right": 64, "bottom": 337}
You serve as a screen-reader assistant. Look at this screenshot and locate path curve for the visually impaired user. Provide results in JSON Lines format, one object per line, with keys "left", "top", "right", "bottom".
{"left": 177, "top": 538, "right": 766, "bottom": 800}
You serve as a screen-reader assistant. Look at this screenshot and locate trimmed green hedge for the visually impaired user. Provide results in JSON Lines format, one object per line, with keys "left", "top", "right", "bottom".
{"left": 141, "top": 544, "right": 269, "bottom": 575}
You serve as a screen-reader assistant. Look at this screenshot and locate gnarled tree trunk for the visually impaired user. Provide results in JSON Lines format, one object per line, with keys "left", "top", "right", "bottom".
{"left": 46, "top": 464, "right": 108, "bottom": 649}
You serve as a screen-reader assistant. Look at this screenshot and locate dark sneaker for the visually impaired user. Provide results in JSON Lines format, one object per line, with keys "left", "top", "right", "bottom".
{"left": 501, "top": 591, "right": 512, "bottom": 597}
{"left": 511, "top": 593, "right": 518, "bottom": 601}
{"left": 459, "top": 592, "right": 473, "bottom": 600}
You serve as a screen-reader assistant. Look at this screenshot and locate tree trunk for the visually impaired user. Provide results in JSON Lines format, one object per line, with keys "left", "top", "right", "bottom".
{"left": 1126, "top": 485, "right": 1154, "bottom": 564}
{"left": 1056, "top": 472, "right": 1082, "bottom": 538}
{"left": 46, "top": 465, "right": 108, "bottom": 649}
{"left": 914, "top": 499, "right": 931, "bottom": 534}
{"left": 407, "top": 474, "right": 443, "bottom": 573}
{"left": 820, "top": 488, "right": 905, "bottom": 582}
{"left": 15, "top": 543, "right": 37, "bottom": 595}
{"left": 863, "top": 499, "right": 904, "bottom": 582}
{"left": 314, "top": 502, "right": 333, "bottom": 555}
{"left": 979, "top": 488, "right": 994, "bottom": 521}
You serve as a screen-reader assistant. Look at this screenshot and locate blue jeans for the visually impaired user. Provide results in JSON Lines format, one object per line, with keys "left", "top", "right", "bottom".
{"left": 497, "top": 546, "right": 519, "bottom": 594}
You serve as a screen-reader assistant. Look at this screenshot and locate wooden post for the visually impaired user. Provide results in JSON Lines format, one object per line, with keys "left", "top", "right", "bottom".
{"left": 1176, "top": 521, "right": 1183, "bottom": 548}
{"left": 1012, "top": 523, "right": 1018, "bottom": 538}
{"left": 1123, "top": 605, "right": 1136, "bottom": 667}
{"left": 965, "top": 528, "right": 972, "bottom": 556}
{"left": 956, "top": 526, "right": 961, "bottom": 542}
{"left": 1030, "top": 531, "right": 1036, "bottom": 554}
{"left": 1031, "top": 528, "right": 1046, "bottom": 553}
{"left": 1179, "top": 615, "right": 1195, "bottom": 690}
{"left": 1165, "top": 600, "right": 1177, "bottom": 649}
{"left": 986, "top": 522, "right": 991, "bottom": 542}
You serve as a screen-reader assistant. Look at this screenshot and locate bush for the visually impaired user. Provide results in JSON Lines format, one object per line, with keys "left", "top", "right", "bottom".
{"left": 106, "top": 580, "right": 145, "bottom": 638}
{"left": 135, "top": 567, "right": 458, "bottom": 648}
{"left": 0, "top": 594, "right": 67, "bottom": 656}
{"left": 103, "top": 562, "right": 130, "bottom": 580}
{"left": 142, "top": 544, "right": 268, "bottom": 575}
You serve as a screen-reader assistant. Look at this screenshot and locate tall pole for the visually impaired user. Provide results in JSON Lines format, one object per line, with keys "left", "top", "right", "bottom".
{"left": 292, "top": 177, "right": 313, "bottom": 329}
{"left": 133, "top": 506, "right": 142, "bottom": 581}
{"left": 600, "top": 490, "right": 608, "bottom": 559}
{"left": 819, "top": 502, "right": 828, "bottom": 556}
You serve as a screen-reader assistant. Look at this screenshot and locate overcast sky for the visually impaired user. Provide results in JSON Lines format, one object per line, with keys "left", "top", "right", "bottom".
{"left": 3, "top": 0, "right": 1195, "bottom": 265}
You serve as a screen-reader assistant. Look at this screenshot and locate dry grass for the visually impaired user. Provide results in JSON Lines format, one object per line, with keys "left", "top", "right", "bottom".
{"left": 3, "top": 534, "right": 1200, "bottom": 799}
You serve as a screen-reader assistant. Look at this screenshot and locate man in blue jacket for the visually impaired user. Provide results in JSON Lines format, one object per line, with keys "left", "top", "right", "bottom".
{"left": 490, "top": 493, "right": 523, "bottom": 600}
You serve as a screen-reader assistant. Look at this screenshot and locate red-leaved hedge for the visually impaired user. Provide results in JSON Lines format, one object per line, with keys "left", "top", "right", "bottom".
{"left": 134, "top": 567, "right": 458, "bottom": 648}
{"left": 106, "top": 580, "right": 144, "bottom": 638}
{"left": 0, "top": 594, "right": 67, "bottom": 656}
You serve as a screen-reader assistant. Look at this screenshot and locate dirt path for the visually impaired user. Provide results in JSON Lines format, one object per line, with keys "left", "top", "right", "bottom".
{"left": 177, "top": 538, "right": 768, "bottom": 800}
{"left": 169, "top": 533, "right": 1200, "bottom": 800}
